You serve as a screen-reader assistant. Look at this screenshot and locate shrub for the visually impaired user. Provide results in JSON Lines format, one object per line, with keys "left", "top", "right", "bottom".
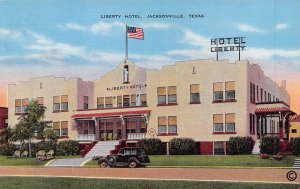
{"left": 227, "top": 136, "right": 254, "bottom": 155}
{"left": 56, "top": 140, "right": 80, "bottom": 156}
{"left": 36, "top": 141, "right": 56, "bottom": 153}
{"left": 169, "top": 138, "right": 195, "bottom": 155}
{"left": 291, "top": 137, "right": 300, "bottom": 155}
{"left": 139, "top": 138, "right": 162, "bottom": 155}
{"left": 260, "top": 136, "right": 280, "bottom": 155}
{"left": 0, "top": 143, "right": 17, "bottom": 156}
{"left": 20, "top": 142, "right": 37, "bottom": 156}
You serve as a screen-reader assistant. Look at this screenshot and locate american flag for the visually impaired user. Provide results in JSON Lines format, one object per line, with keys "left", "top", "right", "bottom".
{"left": 127, "top": 26, "right": 144, "bottom": 40}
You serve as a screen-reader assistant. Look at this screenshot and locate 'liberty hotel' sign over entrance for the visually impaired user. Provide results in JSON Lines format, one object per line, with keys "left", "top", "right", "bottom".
{"left": 211, "top": 37, "right": 246, "bottom": 61}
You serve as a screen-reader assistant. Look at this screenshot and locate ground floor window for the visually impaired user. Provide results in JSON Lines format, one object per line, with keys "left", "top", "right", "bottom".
{"left": 292, "top": 129, "right": 297, "bottom": 133}
{"left": 214, "top": 141, "right": 225, "bottom": 155}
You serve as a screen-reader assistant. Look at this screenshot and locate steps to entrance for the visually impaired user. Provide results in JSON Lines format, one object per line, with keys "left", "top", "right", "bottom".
{"left": 47, "top": 140, "right": 119, "bottom": 167}
{"left": 293, "top": 159, "right": 300, "bottom": 169}
{"left": 252, "top": 140, "right": 261, "bottom": 155}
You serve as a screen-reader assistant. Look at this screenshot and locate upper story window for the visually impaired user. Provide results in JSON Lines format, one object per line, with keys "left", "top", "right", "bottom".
{"left": 123, "top": 65, "right": 129, "bottom": 83}
{"left": 168, "top": 116, "right": 177, "bottom": 134}
{"left": 213, "top": 82, "right": 223, "bottom": 101}
{"left": 250, "top": 82, "right": 256, "bottom": 103}
{"left": 97, "top": 97, "right": 104, "bottom": 109}
{"left": 15, "top": 99, "right": 22, "bottom": 114}
{"left": 260, "top": 88, "right": 263, "bottom": 103}
{"left": 158, "top": 117, "right": 167, "bottom": 134}
{"left": 213, "top": 114, "right": 223, "bottom": 132}
{"left": 157, "top": 87, "right": 166, "bottom": 105}
{"left": 225, "top": 113, "right": 235, "bottom": 132}
{"left": 53, "top": 122, "right": 60, "bottom": 136}
{"left": 141, "top": 94, "right": 147, "bottom": 106}
{"left": 61, "top": 121, "right": 68, "bottom": 136}
{"left": 190, "top": 84, "right": 200, "bottom": 103}
{"left": 61, "top": 95, "right": 68, "bottom": 111}
{"left": 22, "top": 98, "right": 29, "bottom": 113}
{"left": 167, "top": 86, "right": 177, "bottom": 104}
{"left": 256, "top": 86, "right": 259, "bottom": 102}
{"left": 123, "top": 95, "right": 130, "bottom": 107}
{"left": 83, "top": 96, "right": 89, "bottom": 110}
{"left": 53, "top": 96, "right": 60, "bottom": 112}
{"left": 37, "top": 97, "right": 44, "bottom": 105}
{"left": 105, "top": 96, "right": 113, "bottom": 108}
{"left": 131, "top": 94, "right": 136, "bottom": 106}
{"left": 117, "top": 96, "right": 122, "bottom": 107}
{"left": 225, "top": 81, "right": 235, "bottom": 100}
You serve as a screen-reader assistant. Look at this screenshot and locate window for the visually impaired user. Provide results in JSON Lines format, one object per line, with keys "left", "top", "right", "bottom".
{"left": 61, "top": 121, "right": 68, "bottom": 136}
{"left": 61, "top": 95, "right": 68, "bottom": 111}
{"left": 250, "top": 83, "right": 256, "bottom": 103}
{"left": 214, "top": 141, "right": 225, "bottom": 155}
{"left": 264, "top": 91, "right": 267, "bottom": 102}
{"left": 225, "top": 113, "right": 235, "bottom": 132}
{"left": 256, "top": 86, "right": 259, "bottom": 102}
{"left": 292, "top": 129, "right": 297, "bottom": 133}
{"left": 37, "top": 97, "right": 44, "bottom": 105}
{"left": 97, "top": 97, "right": 104, "bottom": 109}
{"left": 213, "top": 114, "right": 223, "bottom": 132}
{"left": 53, "top": 122, "right": 60, "bottom": 136}
{"left": 83, "top": 96, "right": 89, "bottom": 109}
{"left": 157, "top": 87, "right": 166, "bottom": 105}
{"left": 123, "top": 95, "right": 130, "bottom": 107}
{"left": 131, "top": 95, "right": 136, "bottom": 106}
{"left": 15, "top": 99, "right": 22, "bottom": 114}
{"left": 117, "top": 96, "right": 122, "bottom": 107}
{"left": 260, "top": 88, "right": 263, "bottom": 103}
{"left": 127, "top": 121, "right": 136, "bottom": 133}
{"left": 190, "top": 84, "right": 200, "bottom": 103}
{"left": 158, "top": 117, "right": 167, "bottom": 134}
{"left": 53, "top": 96, "right": 60, "bottom": 112}
{"left": 123, "top": 65, "right": 129, "bottom": 83}
{"left": 105, "top": 96, "right": 113, "bottom": 108}
{"left": 22, "top": 98, "right": 29, "bottom": 113}
{"left": 249, "top": 113, "right": 255, "bottom": 134}
{"left": 141, "top": 94, "right": 147, "bottom": 106}
{"left": 225, "top": 81, "right": 235, "bottom": 100}
{"left": 168, "top": 116, "right": 177, "bottom": 134}
{"left": 168, "top": 86, "right": 177, "bottom": 104}
{"left": 213, "top": 82, "right": 223, "bottom": 101}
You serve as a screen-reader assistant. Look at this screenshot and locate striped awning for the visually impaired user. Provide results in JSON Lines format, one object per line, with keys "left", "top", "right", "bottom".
{"left": 71, "top": 110, "right": 151, "bottom": 119}
{"left": 255, "top": 107, "right": 294, "bottom": 114}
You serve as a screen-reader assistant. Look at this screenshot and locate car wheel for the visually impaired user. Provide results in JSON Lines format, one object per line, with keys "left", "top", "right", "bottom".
{"left": 108, "top": 157, "right": 116, "bottom": 164}
{"left": 99, "top": 160, "right": 108, "bottom": 168}
{"left": 128, "top": 161, "right": 138, "bottom": 168}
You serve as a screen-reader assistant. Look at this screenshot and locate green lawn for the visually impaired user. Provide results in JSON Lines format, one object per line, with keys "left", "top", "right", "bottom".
{"left": 0, "top": 177, "right": 298, "bottom": 189}
{"left": 85, "top": 155, "right": 297, "bottom": 168}
{"left": 0, "top": 155, "right": 80, "bottom": 167}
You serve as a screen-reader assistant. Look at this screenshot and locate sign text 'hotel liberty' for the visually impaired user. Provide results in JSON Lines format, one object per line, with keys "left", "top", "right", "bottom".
{"left": 211, "top": 37, "right": 246, "bottom": 60}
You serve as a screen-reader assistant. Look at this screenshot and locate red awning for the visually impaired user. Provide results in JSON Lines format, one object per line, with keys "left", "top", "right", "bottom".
{"left": 255, "top": 107, "right": 293, "bottom": 114}
{"left": 72, "top": 110, "right": 151, "bottom": 119}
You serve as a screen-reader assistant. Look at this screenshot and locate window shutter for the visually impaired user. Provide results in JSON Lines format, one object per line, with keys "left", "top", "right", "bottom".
{"left": 53, "top": 96, "right": 60, "bottom": 103}
{"left": 157, "top": 87, "right": 166, "bottom": 95}
{"left": 61, "top": 95, "right": 68, "bottom": 103}
{"left": 167, "top": 86, "right": 176, "bottom": 95}
{"left": 53, "top": 122, "right": 60, "bottom": 129}
{"left": 15, "top": 99, "right": 21, "bottom": 107}
{"left": 158, "top": 117, "right": 167, "bottom": 125}
{"left": 213, "top": 114, "right": 223, "bottom": 124}
{"left": 225, "top": 81, "right": 235, "bottom": 91}
{"left": 225, "top": 114, "right": 235, "bottom": 123}
{"left": 213, "top": 82, "right": 223, "bottom": 92}
{"left": 131, "top": 95, "right": 136, "bottom": 103}
{"left": 22, "top": 99, "right": 29, "bottom": 106}
{"left": 141, "top": 94, "right": 147, "bottom": 101}
{"left": 105, "top": 97, "right": 113, "bottom": 104}
{"left": 190, "top": 84, "right": 199, "bottom": 93}
{"left": 97, "top": 97, "right": 104, "bottom": 105}
{"left": 168, "top": 116, "right": 177, "bottom": 125}
{"left": 61, "top": 121, "right": 68, "bottom": 129}
{"left": 117, "top": 96, "right": 122, "bottom": 103}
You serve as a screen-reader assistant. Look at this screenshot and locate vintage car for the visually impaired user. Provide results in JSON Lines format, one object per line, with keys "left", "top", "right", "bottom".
{"left": 98, "top": 147, "right": 150, "bottom": 168}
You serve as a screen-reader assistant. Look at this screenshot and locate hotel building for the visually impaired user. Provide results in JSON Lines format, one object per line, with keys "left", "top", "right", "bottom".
{"left": 7, "top": 59, "right": 295, "bottom": 155}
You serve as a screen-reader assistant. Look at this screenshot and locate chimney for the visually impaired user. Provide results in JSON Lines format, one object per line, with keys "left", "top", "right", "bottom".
{"left": 281, "top": 80, "right": 286, "bottom": 89}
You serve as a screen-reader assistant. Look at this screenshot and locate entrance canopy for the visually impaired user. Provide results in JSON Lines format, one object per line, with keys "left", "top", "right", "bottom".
{"left": 71, "top": 110, "right": 151, "bottom": 119}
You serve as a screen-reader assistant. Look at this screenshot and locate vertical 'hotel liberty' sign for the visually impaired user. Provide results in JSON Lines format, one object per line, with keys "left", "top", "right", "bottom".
{"left": 211, "top": 37, "right": 246, "bottom": 61}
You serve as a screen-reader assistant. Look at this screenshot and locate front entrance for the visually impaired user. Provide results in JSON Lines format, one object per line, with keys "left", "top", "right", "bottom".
{"left": 98, "top": 117, "right": 146, "bottom": 141}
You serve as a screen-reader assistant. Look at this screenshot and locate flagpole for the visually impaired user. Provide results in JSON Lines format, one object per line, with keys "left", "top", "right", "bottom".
{"left": 125, "top": 25, "right": 128, "bottom": 61}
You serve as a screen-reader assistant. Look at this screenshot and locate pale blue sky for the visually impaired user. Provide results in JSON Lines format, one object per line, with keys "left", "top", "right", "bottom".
{"left": 0, "top": 0, "right": 299, "bottom": 86}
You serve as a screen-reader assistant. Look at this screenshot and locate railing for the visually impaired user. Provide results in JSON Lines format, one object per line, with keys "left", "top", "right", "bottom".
{"left": 78, "top": 134, "right": 96, "bottom": 141}
{"left": 127, "top": 133, "right": 146, "bottom": 140}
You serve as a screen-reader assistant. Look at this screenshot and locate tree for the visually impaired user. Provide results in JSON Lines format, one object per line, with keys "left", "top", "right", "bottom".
{"left": 10, "top": 100, "right": 52, "bottom": 157}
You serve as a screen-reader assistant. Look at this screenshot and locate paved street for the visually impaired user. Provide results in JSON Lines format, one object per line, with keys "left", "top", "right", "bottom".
{"left": 0, "top": 167, "right": 299, "bottom": 184}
